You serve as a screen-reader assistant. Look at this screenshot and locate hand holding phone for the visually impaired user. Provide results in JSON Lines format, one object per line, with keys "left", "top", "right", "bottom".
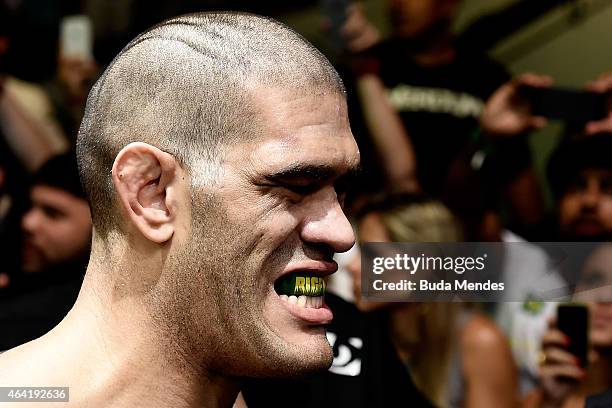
{"left": 320, "top": 0, "right": 352, "bottom": 52}
{"left": 60, "top": 15, "right": 93, "bottom": 60}
{"left": 538, "top": 304, "right": 589, "bottom": 406}
{"left": 480, "top": 73, "right": 552, "bottom": 137}
{"left": 557, "top": 304, "right": 589, "bottom": 367}
{"left": 519, "top": 85, "right": 611, "bottom": 123}
{"left": 320, "top": 0, "right": 379, "bottom": 54}
{"left": 585, "top": 72, "right": 612, "bottom": 134}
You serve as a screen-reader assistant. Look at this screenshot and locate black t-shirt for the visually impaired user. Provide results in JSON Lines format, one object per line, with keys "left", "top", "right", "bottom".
{"left": 242, "top": 294, "right": 433, "bottom": 408}
{"left": 0, "top": 265, "right": 84, "bottom": 351}
{"left": 371, "top": 39, "right": 531, "bottom": 206}
{"left": 586, "top": 389, "right": 612, "bottom": 408}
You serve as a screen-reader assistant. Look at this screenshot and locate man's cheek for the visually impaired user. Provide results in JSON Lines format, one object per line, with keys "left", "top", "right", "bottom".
{"left": 558, "top": 198, "right": 577, "bottom": 225}
{"left": 600, "top": 199, "right": 612, "bottom": 227}
{"left": 270, "top": 208, "right": 300, "bottom": 230}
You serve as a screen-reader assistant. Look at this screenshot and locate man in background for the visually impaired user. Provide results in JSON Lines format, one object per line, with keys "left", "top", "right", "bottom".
{"left": 0, "top": 152, "right": 91, "bottom": 350}
{"left": 340, "top": 0, "right": 545, "bottom": 239}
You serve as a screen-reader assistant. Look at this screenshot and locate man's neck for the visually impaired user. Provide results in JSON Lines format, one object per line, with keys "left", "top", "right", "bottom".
{"left": 0, "top": 277, "right": 240, "bottom": 408}
{"left": 412, "top": 40, "right": 456, "bottom": 68}
{"left": 394, "top": 32, "right": 456, "bottom": 68}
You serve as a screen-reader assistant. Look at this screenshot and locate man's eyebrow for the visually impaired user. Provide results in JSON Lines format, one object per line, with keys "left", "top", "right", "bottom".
{"left": 264, "top": 163, "right": 361, "bottom": 183}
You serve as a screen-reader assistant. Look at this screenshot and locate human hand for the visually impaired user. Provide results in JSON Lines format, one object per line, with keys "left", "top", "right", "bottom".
{"left": 584, "top": 72, "right": 612, "bottom": 135}
{"left": 338, "top": 4, "right": 380, "bottom": 54}
{"left": 0, "top": 272, "right": 9, "bottom": 289}
{"left": 538, "top": 321, "right": 585, "bottom": 407}
{"left": 480, "top": 73, "right": 552, "bottom": 137}
{"left": 57, "top": 56, "right": 97, "bottom": 102}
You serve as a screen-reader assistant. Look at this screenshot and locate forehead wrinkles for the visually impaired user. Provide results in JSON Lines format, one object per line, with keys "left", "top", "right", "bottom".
{"left": 224, "top": 84, "right": 358, "bottom": 175}
{"left": 245, "top": 139, "right": 358, "bottom": 174}
{"left": 247, "top": 84, "right": 348, "bottom": 139}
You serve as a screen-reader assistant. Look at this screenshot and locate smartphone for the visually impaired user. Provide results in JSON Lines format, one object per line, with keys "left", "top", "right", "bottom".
{"left": 519, "top": 85, "right": 611, "bottom": 122}
{"left": 557, "top": 304, "right": 589, "bottom": 368}
{"left": 320, "top": 0, "right": 353, "bottom": 52}
{"left": 60, "top": 15, "right": 93, "bottom": 60}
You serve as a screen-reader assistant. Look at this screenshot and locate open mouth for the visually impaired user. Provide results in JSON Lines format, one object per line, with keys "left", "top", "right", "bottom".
{"left": 274, "top": 272, "right": 327, "bottom": 309}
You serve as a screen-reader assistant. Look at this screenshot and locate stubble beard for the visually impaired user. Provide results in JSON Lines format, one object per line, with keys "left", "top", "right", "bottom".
{"left": 150, "top": 190, "right": 332, "bottom": 380}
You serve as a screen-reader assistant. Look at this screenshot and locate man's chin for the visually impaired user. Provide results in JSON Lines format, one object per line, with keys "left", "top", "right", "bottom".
{"left": 21, "top": 257, "right": 45, "bottom": 273}
{"left": 255, "top": 317, "right": 333, "bottom": 377}
{"left": 21, "top": 243, "right": 46, "bottom": 273}
{"left": 265, "top": 333, "right": 333, "bottom": 378}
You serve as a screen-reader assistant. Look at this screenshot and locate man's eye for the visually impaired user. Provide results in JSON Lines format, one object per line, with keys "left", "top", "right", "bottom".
{"left": 581, "top": 271, "right": 604, "bottom": 288}
{"left": 601, "top": 178, "right": 612, "bottom": 195}
{"left": 41, "top": 206, "right": 63, "bottom": 219}
{"left": 285, "top": 184, "right": 319, "bottom": 195}
{"left": 567, "top": 178, "right": 587, "bottom": 194}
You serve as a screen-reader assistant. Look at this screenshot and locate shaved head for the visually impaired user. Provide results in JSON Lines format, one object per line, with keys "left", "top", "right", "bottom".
{"left": 77, "top": 12, "right": 344, "bottom": 237}
{"left": 69, "top": 11, "right": 357, "bottom": 386}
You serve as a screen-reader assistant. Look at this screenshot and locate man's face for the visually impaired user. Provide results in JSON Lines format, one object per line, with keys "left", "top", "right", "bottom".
{"left": 558, "top": 169, "right": 612, "bottom": 240}
{"left": 169, "top": 86, "right": 359, "bottom": 377}
{"left": 573, "top": 244, "right": 612, "bottom": 347}
{"left": 21, "top": 185, "right": 92, "bottom": 273}
{"left": 388, "top": 0, "right": 461, "bottom": 39}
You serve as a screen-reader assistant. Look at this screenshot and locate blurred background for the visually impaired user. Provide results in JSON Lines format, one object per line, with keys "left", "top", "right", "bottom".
{"left": 3, "top": 1, "right": 612, "bottom": 407}
{"left": 2, "top": 0, "right": 611, "bottom": 203}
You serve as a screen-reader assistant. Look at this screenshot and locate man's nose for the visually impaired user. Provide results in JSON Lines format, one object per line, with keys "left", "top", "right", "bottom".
{"left": 300, "top": 188, "right": 355, "bottom": 254}
{"left": 580, "top": 181, "right": 602, "bottom": 209}
{"left": 21, "top": 208, "right": 40, "bottom": 234}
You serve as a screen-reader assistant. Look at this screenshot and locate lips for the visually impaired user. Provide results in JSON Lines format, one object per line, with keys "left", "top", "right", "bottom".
{"left": 21, "top": 240, "right": 41, "bottom": 262}
{"left": 571, "top": 217, "right": 604, "bottom": 236}
{"left": 278, "top": 296, "right": 333, "bottom": 325}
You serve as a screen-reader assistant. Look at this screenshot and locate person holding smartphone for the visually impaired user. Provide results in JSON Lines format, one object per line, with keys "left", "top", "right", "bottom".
{"left": 525, "top": 243, "right": 612, "bottom": 408}
{"left": 338, "top": 0, "right": 546, "bottom": 240}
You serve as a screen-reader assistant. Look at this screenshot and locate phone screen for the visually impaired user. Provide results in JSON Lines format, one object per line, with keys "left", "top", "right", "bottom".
{"left": 320, "top": 0, "right": 353, "bottom": 52}
{"left": 557, "top": 304, "right": 589, "bottom": 368}
{"left": 519, "top": 85, "right": 610, "bottom": 122}
{"left": 60, "top": 15, "right": 93, "bottom": 60}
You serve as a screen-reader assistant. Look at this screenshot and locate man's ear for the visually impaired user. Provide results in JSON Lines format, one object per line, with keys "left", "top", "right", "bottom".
{"left": 112, "top": 142, "right": 181, "bottom": 244}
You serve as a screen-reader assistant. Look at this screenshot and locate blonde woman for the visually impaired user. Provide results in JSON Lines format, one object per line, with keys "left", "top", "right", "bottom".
{"left": 348, "top": 194, "right": 518, "bottom": 408}
{"left": 525, "top": 243, "right": 612, "bottom": 408}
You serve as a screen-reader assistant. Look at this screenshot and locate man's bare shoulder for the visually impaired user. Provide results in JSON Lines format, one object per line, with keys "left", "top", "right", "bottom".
{"left": 0, "top": 336, "right": 91, "bottom": 407}
{"left": 0, "top": 339, "right": 56, "bottom": 385}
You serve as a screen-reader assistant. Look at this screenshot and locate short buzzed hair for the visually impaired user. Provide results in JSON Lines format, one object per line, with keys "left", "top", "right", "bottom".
{"left": 76, "top": 12, "right": 344, "bottom": 237}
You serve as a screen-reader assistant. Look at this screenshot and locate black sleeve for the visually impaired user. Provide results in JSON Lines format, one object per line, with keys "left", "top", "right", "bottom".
{"left": 585, "top": 389, "right": 612, "bottom": 408}
{"left": 488, "top": 135, "right": 533, "bottom": 183}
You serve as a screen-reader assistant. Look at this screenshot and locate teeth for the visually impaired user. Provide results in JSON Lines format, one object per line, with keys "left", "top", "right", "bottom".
{"left": 280, "top": 295, "right": 324, "bottom": 309}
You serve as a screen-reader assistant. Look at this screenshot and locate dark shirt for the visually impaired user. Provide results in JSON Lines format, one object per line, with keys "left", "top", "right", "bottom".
{"left": 586, "top": 389, "right": 612, "bottom": 408}
{"left": 0, "top": 264, "right": 84, "bottom": 351}
{"left": 371, "top": 39, "right": 531, "bottom": 209}
{"left": 242, "top": 293, "right": 433, "bottom": 408}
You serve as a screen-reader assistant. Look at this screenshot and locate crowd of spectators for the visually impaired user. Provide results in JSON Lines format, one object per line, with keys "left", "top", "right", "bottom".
{"left": 2, "top": 0, "right": 612, "bottom": 407}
